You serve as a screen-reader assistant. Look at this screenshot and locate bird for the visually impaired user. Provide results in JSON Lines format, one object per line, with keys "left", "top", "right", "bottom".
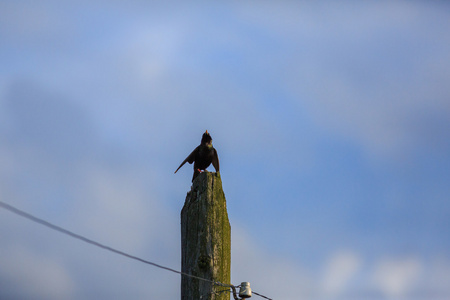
{"left": 175, "top": 130, "right": 220, "bottom": 182}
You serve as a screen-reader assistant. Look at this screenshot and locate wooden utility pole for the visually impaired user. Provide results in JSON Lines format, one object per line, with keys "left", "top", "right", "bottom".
{"left": 181, "top": 172, "right": 231, "bottom": 300}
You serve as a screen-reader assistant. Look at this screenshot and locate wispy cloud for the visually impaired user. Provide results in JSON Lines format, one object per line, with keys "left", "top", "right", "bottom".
{"left": 321, "top": 250, "right": 362, "bottom": 297}
{"left": 372, "top": 256, "right": 422, "bottom": 298}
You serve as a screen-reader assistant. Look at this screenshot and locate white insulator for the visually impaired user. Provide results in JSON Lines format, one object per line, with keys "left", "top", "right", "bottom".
{"left": 239, "top": 282, "right": 252, "bottom": 298}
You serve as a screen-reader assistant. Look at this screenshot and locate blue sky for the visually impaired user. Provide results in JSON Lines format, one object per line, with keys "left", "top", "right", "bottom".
{"left": 1, "top": 1, "right": 450, "bottom": 299}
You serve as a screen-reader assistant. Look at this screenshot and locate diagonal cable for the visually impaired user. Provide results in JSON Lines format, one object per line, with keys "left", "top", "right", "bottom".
{"left": 0, "top": 200, "right": 272, "bottom": 299}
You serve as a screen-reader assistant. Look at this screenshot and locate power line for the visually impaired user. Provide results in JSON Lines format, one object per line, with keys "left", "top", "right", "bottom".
{"left": 0, "top": 200, "right": 272, "bottom": 300}
{"left": 0, "top": 200, "right": 221, "bottom": 284}
{"left": 253, "top": 291, "right": 273, "bottom": 300}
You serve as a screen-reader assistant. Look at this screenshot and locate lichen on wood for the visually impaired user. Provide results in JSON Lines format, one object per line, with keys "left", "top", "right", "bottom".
{"left": 181, "top": 172, "right": 231, "bottom": 300}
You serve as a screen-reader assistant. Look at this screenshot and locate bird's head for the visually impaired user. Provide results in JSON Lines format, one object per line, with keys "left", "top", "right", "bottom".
{"left": 201, "top": 130, "right": 212, "bottom": 146}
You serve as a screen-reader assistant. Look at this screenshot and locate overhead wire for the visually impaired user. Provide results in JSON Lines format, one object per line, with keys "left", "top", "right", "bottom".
{"left": 252, "top": 291, "right": 273, "bottom": 300}
{"left": 0, "top": 200, "right": 272, "bottom": 300}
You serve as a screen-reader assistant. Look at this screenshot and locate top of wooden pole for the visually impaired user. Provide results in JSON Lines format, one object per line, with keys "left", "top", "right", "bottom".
{"left": 181, "top": 171, "right": 231, "bottom": 300}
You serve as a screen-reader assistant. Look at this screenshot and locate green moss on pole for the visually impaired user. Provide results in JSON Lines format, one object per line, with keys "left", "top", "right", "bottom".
{"left": 181, "top": 172, "right": 231, "bottom": 300}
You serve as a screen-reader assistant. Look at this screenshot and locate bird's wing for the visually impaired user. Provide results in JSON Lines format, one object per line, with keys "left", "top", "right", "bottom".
{"left": 174, "top": 147, "right": 198, "bottom": 174}
{"left": 212, "top": 148, "right": 219, "bottom": 172}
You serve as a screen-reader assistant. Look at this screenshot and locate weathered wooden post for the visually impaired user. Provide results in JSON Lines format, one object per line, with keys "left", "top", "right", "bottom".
{"left": 181, "top": 172, "right": 231, "bottom": 300}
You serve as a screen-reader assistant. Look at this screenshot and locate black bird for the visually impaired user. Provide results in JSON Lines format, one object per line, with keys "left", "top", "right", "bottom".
{"left": 175, "top": 130, "right": 220, "bottom": 182}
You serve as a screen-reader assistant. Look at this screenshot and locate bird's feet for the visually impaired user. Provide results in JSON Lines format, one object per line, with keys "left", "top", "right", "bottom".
{"left": 197, "top": 169, "right": 209, "bottom": 173}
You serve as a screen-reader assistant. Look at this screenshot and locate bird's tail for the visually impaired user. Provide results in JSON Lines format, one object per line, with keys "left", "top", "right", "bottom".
{"left": 174, "top": 159, "right": 187, "bottom": 173}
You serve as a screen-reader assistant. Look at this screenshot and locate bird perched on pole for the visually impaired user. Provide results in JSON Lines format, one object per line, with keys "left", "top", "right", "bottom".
{"left": 175, "top": 130, "right": 220, "bottom": 182}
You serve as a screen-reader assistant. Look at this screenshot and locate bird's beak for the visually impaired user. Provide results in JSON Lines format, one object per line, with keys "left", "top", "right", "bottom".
{"left": 205, "top": 130, "right": 208, "bottom": 134}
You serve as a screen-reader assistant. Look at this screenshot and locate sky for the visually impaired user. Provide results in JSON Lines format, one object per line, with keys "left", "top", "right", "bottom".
{"left": 1, "top": 1, "right": 450, "bottom": 299}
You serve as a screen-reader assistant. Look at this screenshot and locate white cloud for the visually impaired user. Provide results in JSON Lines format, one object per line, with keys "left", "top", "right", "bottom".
{"left": 321, "top": 250, "right": 362, "bottom": 297}
{"left": 68, "top": 163, "right": 180, "bottom": 257}
{"left": 73, "top": 168, "right": 151, "bottom": 251}
{"left": 234, "top": 1, "right": 450, "bottom": 160}
{"left": 372, "top": 256, "right": 422, "bottom": 298}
